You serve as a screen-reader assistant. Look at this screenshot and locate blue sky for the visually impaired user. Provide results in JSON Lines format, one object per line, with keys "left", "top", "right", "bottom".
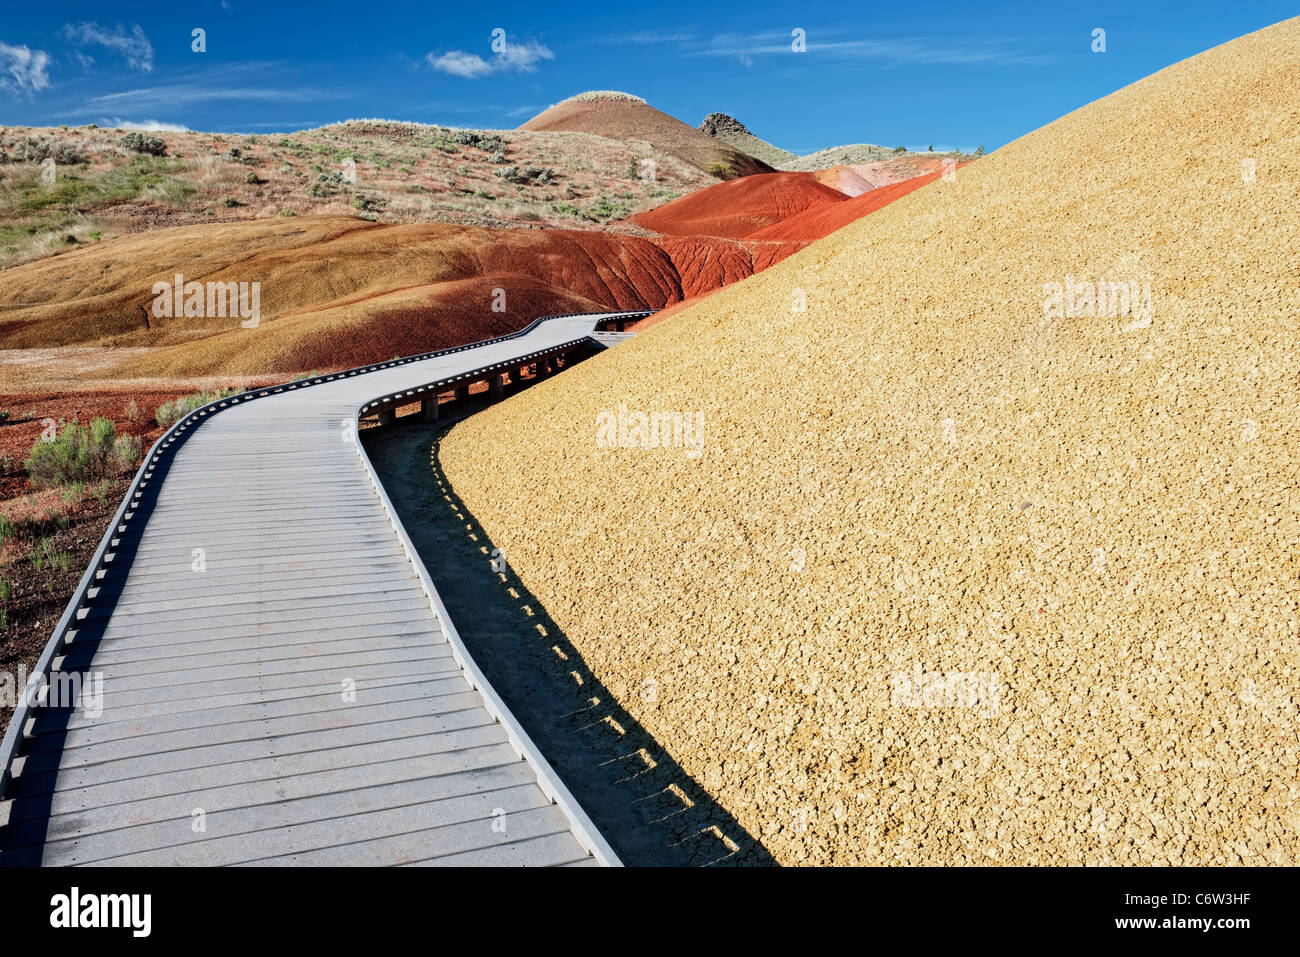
{"left": 0, "top": 1, "right": 1294, "bottom": 152}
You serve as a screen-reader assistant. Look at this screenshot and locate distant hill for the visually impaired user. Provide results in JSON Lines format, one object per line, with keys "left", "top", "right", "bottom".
{"left": 521, "top": 93, "right": 773, "bottom": 179}
{"left": 0, "top": 119, "right": 713, "bottom": 270}
{"left": 781, "top": 143, "right": 903, "bottom": 170}
{"left": 699, "top": 112, "right": 971, "bottom": 172}
{"left": 698, "top": 113, "right": 799, "bottom": 169}
{"left": 813, "top": 155, "right": 955, "bottom": 196}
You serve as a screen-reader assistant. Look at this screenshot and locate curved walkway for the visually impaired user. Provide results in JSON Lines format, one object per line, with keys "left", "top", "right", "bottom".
{"left": 0, "top": 310, "right": 646, "bottom": 866}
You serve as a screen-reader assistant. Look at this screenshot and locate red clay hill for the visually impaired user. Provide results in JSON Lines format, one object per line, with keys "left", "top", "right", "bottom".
{"left": 627, "top": 165, "right": 963, "bottom": 243}
{"left": 0, "top": 216, "right": 802, "bottom": 385}
{"left": 632, "top": 172, "right": 848, "bottom": 239}
{"left": 750, "top": 168, "right": 953, "bottom": 241}
{"left": 520, "top": 91, "right": 772, "bottom": 179}
{"left": 0, "top": 97, "right": 972, "bottom": 390}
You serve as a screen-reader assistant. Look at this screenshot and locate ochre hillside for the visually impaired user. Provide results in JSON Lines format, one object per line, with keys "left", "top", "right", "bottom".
{"left": 0, "top": 215, "right": 800, "bottom": 385}
{"left": 441, "top": 19, "right": 1300, "bottom": 865}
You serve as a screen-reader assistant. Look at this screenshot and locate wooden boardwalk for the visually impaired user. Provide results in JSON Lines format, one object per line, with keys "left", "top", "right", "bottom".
{"left": 0, "top": 311, "right": 643, "bottom": 866}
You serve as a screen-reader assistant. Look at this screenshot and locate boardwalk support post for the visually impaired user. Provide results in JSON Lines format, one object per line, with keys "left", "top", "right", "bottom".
{"left": 421, "top": 397, "right": 439, "bottom": 422}
{"left": 490, "top": 373, "right": 504, "bottom": 400}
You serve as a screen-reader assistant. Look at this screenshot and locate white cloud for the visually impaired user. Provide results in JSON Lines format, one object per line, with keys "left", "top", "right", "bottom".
{"left": 0, "top": 41, "right": 51, "bottom": 97}
{"left": 495, "top": 39, "right": 554, "bottom": 72}
{"left": 596, "top": 31, "right": 695, "bottom": 45}
{"left": 428, "top": 36, "right": 553, "bottom": 79}
{"left": 429, "top": 51, "right": 494, "bottom": 79}
{"left": 86, "top": 84, "right": 331, "bottom": 112}
{"left": 691, "top": 32, "right": 1050, "bottom": 67}
{"left": 108, "top": 118, "right": 190, "bottom": 132}
{"left": 61, "top": 22, "right": 154, "bottom": 73}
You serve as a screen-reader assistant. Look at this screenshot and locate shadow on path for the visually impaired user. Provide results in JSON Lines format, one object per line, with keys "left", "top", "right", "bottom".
{"left": 365, "top": 422, "right": 776, "bottom": 866}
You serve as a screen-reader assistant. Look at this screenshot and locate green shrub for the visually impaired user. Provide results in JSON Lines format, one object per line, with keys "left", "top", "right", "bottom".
{"left": 119, "top": 131, "right": 167, "bottom": 157}
{"left": 6, "top": 136, "right": 85, "bottom": 164}
{"left": 24, "top": 417, "right": 134, "bottom": 488}
{"left": 586, "top": 198, "right": 630, "bottom": 221}
{"left": 155, "top": 389, "right": 240, "bottom": 428}
{"left": 113, "top": 434, "right": 142, "bottom": 472}
{"left": 493, "top": 164, "right": 554, "bottom": 185}
{"left": 91, "top": 481, "right": 112, "bottom": 506}
{"left": 452, "top": 130, "right": 504, "bottom": 152}
{"left": 31, "top": 539, "right": 69, "bottom": 572}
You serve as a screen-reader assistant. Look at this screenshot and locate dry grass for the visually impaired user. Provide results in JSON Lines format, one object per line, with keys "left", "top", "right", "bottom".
{"left": 0, "top": 121, "right": 712, "bottom": 269}
{"left": 440, "top": 18, "right": 1300, "bottom": 865}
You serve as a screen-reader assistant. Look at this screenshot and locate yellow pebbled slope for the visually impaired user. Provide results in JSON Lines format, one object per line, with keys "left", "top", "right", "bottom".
{"left": 440, "top": 20, "right": 1300, "bottom": 864}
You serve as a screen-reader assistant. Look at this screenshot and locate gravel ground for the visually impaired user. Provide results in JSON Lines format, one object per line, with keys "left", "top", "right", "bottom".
{"left": 439, "top": 20, "right": 1300, "bottom": 864}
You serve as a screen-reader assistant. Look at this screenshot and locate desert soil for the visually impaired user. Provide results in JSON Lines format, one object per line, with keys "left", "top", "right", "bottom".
{"left": 439, "top": 19, "right": 1300, "bottom": 865}
{"left": 365, "top": 420, "right": 773, "bottom": 864}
